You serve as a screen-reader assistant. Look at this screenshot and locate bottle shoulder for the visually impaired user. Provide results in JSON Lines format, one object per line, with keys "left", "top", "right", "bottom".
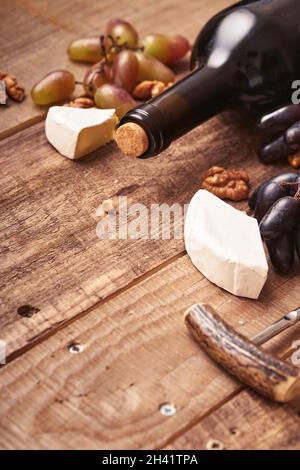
{"left": 191, "top": 1, "right": 258, "bottom": 68}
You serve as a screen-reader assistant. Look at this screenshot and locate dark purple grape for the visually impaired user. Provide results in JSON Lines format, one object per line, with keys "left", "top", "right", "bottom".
{"left": 257, "top": 105, "right": 300, "bottom": 132}
{"left": 266, "top": 232, "right": 295, "bottom": 274}
{"left": 289, "top": 175, "right": 300, "bottom": 196}
{"left": 260, "top": 196, "right": 300, "bottom": 240}
{"left": 295, "top": 222, "right": 300, "bottom": 260}
{"left": 285, "top": 121, "right": 300, "bottom": 151}
{"left": 249, "top": 182, "right": 267, "bottom": 210}
{"left": 255, "top": 182, "right": 287, "bottom": 222}
{"left": 258, "top": 135, "right": 292, "bottom": 164}
{"left": 271, "top": 172, "right": 299, "bottom": 185}
{"left": 249, "top": 173, "right": 298, "bottom": 211}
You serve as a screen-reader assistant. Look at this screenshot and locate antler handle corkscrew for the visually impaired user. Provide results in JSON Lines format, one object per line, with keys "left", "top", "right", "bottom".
{"left": 185, "top": 304, "right": 300, "bottom": 403}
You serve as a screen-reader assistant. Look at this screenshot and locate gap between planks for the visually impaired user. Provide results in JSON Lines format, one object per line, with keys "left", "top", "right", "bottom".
{"left": 166, "top": 389, "right": 300, "bottom": 450}
{"left": 163, "top": 344, "right": 299, "bottom": 450}
{"left": 1, "top": 0, "right": 232, "bottom": 141}
{"left": 161, "top": 388, "right": 243, "bottom": 449}
{"left": 1, "top": 0, "right": 299, "bottom": 449}
{"left": 1, "top": 112, "right": 267, "bottom": 358}
{"left": 0, "top": 254, "right": 299, "bottom": 449}
{"left": 0, "top": 115, "right": 45, "bottom": 142}
{"left": 1, "top": 248, "right": 245, "bottom": 449}
{"left": 4, "top": 251, "right": 186, "bottom": 365}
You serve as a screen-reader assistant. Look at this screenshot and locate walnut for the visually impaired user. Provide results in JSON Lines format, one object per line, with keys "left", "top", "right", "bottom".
{"left": 63, "top": 96, "right": 95, "bottom": 108}
{"left": 201, "top": 166, "right": 250, "bottom": 202}
{"left": 151, "top": 81, "right": 172, "bottom": 97}
{"left": 133, "top": 81, "right": 156, "bottom": 100}
{"left": 288, "top": 154, "right": 300, "bottom": 169}
{"left": 0, "top": 71, "right": 25, "bottom": 102}
{"left": 132, "top": 80, "right": 174, "bottom": 100}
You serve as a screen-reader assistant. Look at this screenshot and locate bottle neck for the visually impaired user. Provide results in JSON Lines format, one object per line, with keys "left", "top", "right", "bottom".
{"left": 119, "top": 65, "right": 231, "bottom": 158}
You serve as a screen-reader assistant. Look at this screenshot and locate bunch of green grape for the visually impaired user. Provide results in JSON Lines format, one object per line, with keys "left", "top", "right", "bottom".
{"left": 31, "top": 19, "right": 190, "bottom": 118}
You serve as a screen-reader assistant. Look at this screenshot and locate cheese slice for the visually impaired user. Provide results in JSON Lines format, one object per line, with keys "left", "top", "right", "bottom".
{"left": 45, "top": 106, "right": 117, "bottom": 159}
{"left": 184, "top": 190, "right": 268, "bottom": 299}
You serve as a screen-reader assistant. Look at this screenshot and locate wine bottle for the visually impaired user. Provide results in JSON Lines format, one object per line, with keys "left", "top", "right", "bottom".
{"left": 115, "top": 0, "right": 300, "bottom": 158}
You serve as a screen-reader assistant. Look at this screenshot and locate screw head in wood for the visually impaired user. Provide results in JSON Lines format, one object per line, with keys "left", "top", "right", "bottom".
{"left": 159, "top": 403, "right": 177, "bottom": 417}
{"left": 230, "top": 427, "right": 240, "bottom": 437}
{"left": 206, "top": 439, "right": 225, "bottom": 451}
{"left": 68, "top": 343, "right": 84, "bottom": 354}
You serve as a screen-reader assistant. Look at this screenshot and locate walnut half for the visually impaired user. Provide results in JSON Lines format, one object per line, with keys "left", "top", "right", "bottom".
{"left": 63, "top": 96, "right": 95, "bottom": 108}
{"left": 201, "top": 166, "right": 250, "bottom": 202}
{"left": 0, "top": 71, "right": 25, "bottom": 102}
{"left": 132, "top": 80, "right": 174, "bottom": 101}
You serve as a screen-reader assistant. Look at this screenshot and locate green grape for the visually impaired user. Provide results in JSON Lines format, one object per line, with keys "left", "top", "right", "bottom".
{"left": 68, "top": 36, "right": 108, "bottom": 63}
{"left": 94, "top": 84, "right": 136, "bottom": 118}
{"left": 142, "top": 33, "right": 190, "bottom": 65}
{"left": 83, "top": 61, "right": 113, "bottom": 96}
{"left": 106, "top": 19, "right": 138, "bottom": 48}
{"left": 113, "top": 50, "right": 139, "bottom": 92}
{"left": 31, "top": 70, "right": 75, "bottom": 105}
{"left": 135, "top": 52, "right": 175, "bottom": 84}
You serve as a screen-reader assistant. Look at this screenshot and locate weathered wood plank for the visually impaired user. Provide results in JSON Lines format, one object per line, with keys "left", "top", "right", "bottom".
{"left": 1, "top": 0, "right": 300, "bottom": 451}
{"left": 0, "top": 255, "right": 299, "bottom": 449}
{"left": 166, "top": 390, "right": 300, "bottom": 450}
{"left": 1, "top": 107, "right": 296, "bottom": 357}
{"left": 1, "top": 0, "right": 233, "bottom": 139}
{"left": 15, "top": 0, "right": 232, "bottom": 34}
{"left": 0, "top": 0, "right": 84, "bottom": 139}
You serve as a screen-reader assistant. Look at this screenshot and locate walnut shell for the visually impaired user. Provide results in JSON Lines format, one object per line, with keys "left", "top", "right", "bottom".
{"left": 201, "top": 166, "right": 250, "bottom": 202}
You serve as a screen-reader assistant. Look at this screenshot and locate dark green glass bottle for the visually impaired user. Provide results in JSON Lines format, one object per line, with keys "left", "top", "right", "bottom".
{"left": 116, "top": 0, "right": 300, "bottom": 158}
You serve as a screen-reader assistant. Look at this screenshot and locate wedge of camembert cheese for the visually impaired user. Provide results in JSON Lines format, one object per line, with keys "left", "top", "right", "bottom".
{"left": 45, "top": 106, "right": 117, "bottom": 159}
{"left": 184, "top": 190, "right": 268, "bottom": 299}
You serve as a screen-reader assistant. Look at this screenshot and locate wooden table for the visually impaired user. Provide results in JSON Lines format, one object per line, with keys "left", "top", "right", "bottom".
{"left": 1, "top": 0, "right": 300, "bottom": 450}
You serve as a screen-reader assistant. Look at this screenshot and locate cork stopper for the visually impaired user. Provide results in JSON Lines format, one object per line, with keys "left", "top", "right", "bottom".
{"left": 114, "top": 123, "right": 149, "bottom": 158}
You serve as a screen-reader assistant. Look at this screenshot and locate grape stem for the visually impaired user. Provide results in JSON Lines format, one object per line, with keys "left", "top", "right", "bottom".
{"left": 99, "top": 34, "right": 144, "bottom": 64}
{"left": 75, "top": 80, "right": 93, "bottom": 93}
{"left": 281, "top": 181, "right": 300, "bottom": 199}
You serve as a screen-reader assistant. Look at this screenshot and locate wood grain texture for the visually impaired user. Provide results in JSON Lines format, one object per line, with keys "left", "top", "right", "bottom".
{"left": 0, "top": 0, "right": 82, "bottom": 139}
{"left": 1, "top": 0, "right": 300, "bottom": 451}
{"left": 1, "top": 105, "right": 289, "bottom": 357}
{"left": 0, "top": 0, "right": 233, "bottom": 139}
{"left": 0, "top": 256, "right": 299, "bottom": 449}
{"left": 166, "top": 390, "right": 300, "bottom": 450}
{"left": 185, "top": 304, "right": 300, "bottom": 403}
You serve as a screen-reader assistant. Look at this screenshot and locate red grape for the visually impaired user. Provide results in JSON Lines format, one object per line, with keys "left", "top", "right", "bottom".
{"left": 31, "top": 70, "right": 75, "bottom": 105}
{"left": 94, "top": 84, "right": 136, "bottom": 118}
{"left": 106, "top": 19, "right": 138, "bottom": 48}
{"left": 135, "top": 52, "right": 175, "bottom": 84}
{"left": 142, "top": 33, "right": 190, "bottom": 65}
{"left": 113, "top": 50, "right": 139, "bottom": 93}
{"left": 84, "top": 61, "right": 113, "bottom": 96}
{"left": 68, "top": 37, "right": 110, "bottom": 63}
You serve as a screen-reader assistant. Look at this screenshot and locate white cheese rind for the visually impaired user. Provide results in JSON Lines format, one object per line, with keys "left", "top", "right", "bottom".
{"left": 45, "top": 106, "right": 117, "bottom": 159}
{"left": 184, "top": 190, "right": 268, "bottom": 299}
